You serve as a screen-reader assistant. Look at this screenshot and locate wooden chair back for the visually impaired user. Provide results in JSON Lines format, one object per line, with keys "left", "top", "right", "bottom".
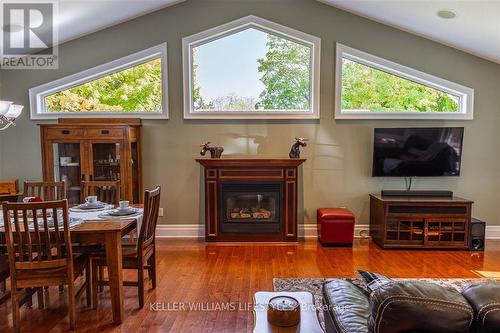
{"left": 138, "top": 186, "right": 161, "bottom": 251}
{"left": 81, "top": 181, "right": 120, "bottom": 204}
{"left": 2, "top": 200, "right": 74, "bottom": 288}
{"left": 23, "top": 181, "right": 66, "bottom": 201}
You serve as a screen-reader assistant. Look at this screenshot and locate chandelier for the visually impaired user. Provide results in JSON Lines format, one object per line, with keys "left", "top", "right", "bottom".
{"left": 0, "top": 101, "right": 23, "bottom": 130}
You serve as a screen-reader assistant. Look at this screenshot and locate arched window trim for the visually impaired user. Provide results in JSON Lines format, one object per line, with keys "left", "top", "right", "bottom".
{"left": 182, "top": 15, "right": 321, "bottom": 119}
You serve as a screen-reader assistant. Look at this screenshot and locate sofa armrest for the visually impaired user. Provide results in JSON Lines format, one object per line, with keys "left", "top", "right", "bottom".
{"left": 462, "top": 282, "right": 500, "bottom": 333}
{"left": 322, "top": 279, "right": 369, "bottom": 333}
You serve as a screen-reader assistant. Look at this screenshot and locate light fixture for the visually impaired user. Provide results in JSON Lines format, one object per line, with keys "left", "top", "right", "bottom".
{"left": 0, "top": 101, "right": 23, "bottom": 130}
{"left": 437, "top": 9, "right": 457, "bottom": 19}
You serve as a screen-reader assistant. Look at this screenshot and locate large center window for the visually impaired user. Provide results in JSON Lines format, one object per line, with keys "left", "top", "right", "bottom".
{"left": 183, "top": 15, "right": 320, "bottom": 119}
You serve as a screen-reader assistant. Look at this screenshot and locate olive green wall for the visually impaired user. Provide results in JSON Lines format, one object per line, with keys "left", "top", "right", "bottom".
{"left": 1, "top": 0, "right": 499, "bottom": 227}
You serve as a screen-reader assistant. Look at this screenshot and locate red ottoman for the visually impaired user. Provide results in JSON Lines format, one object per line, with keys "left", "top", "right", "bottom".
{"left": 317, "top": 208, "right": 355, "bottom": 246}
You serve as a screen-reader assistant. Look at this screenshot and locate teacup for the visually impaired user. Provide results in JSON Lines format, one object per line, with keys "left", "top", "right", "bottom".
{"left": 119, "top": 200, "right": 130, "bottom": 210}
{"left": 85, "top": 196, "right": 98, "bottom": 205}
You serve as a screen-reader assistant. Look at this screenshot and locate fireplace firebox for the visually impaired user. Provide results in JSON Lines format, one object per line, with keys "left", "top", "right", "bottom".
{"left": 221, "top": 182, "right": 283, "bottom": 234}
{"left": 196, "top": 158, "right": 306, "bottom": 242}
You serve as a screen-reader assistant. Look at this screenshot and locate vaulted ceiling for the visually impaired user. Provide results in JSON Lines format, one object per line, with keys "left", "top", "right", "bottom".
{"left": 4, "top": 0, "right": 500, "bottom": 64}
{"left": 319, "top": 0, "right": 500, "bottom": 64}
{"left": 4, "top": 0, "right": 184, "bottom": 50}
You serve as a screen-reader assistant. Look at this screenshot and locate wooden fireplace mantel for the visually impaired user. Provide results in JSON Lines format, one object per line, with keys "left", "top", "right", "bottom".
{"left": 196, "top": 158, "right": 306, "bottom": 242}
{"left": 195, "top": 158, "right": 306, "bottom": 168}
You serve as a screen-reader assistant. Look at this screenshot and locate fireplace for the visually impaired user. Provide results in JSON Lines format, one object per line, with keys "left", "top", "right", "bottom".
{"left": 221, "top": 181, "right": 283, "bottom": 234}
{"left": 196, "top": 158, "right": 306, "bottom": 242}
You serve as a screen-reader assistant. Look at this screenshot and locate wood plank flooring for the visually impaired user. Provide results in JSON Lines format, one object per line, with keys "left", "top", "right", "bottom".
{"left": 1, "top": 239, "right": 500, "bottom": 333}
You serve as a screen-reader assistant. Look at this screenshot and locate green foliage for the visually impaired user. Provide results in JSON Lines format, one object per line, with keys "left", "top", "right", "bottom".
{"left": 212, "top": 94, "right": 258, "bottom": 111}
{"left": 45, "top": 58, "right": 162, "bottom": 113}
{"left": 192, "top": 48, "right": 213, "bottom": 110}
{"left": 341, "top": 60, "right": 459, "bottom": 112}
{"left": 191, "top": 32, "right": 312, "bottom": 111}
{"left": 257, "top": 35, "right": 310, "bottom": 110}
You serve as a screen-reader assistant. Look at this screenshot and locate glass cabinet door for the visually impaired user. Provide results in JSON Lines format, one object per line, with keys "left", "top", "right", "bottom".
{"left": 52, "top": 142, "right": 82, "bottom": 205}
{"left": 131, "top": 142, "right": 140, "bottom": 203}
{"left": 91, "top": 143, "right": 122, "bottom": 182}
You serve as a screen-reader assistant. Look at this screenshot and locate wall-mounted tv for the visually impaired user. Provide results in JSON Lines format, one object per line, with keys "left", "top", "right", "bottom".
{"left": 372, "top": 127, "right": 464, "bottom": 177}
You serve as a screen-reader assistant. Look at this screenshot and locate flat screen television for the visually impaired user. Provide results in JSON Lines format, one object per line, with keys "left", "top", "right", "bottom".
{"left": 372, "top": 127, "right": 464, "bottom": 177}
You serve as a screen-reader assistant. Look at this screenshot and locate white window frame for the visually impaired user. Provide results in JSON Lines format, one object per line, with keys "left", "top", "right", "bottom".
{"left": 182, "top": 15, "right": 321, "bottom": 119}
{"left": 335, "top": 43, "right": 474, "bottom": 120}
{"left": 29, "top": 43, "right": 169, "bottom": 120}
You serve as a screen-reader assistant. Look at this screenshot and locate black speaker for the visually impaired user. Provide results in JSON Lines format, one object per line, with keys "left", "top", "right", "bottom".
{"left": 469, "top": 218, "right": 486, "bottom": 251}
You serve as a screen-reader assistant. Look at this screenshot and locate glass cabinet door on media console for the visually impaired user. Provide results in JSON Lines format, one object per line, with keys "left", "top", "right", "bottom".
{"left": 40, "top": 119, "right": 142, "bottom": 204}
{"left": 385, "top": 219, "right": 425, "bottom": 244}
{"left": 424, "top": 218, "right": 467, "bottom": 246}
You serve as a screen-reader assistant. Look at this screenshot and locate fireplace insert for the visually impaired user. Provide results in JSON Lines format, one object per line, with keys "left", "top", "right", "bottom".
{"left": 220, "top": 181, "right": 283, "bottom": 234}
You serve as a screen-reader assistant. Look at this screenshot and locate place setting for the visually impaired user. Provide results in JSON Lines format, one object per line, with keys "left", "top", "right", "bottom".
{"left": 69, "top": 195, "right": 114, "bottom": 213}
{"left": 97, "top": 200, "right": 142, "bottom": 219}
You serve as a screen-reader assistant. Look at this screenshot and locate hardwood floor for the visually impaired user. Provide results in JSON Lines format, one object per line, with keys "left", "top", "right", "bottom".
{"left": 1, "top": 238, "right": 500, "bottom": 333}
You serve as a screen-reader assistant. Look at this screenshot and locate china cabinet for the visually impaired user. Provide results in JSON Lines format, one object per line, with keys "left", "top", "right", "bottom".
{"left": 39, "top": 119, "right": 142, "bottom": 204}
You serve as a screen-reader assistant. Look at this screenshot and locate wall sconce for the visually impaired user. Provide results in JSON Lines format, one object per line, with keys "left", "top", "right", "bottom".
{"left": 0, "top": 101, "right": 23, "bottom": 130}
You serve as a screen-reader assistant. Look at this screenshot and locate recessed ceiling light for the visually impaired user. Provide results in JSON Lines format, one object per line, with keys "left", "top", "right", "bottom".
{"left": 437, "top": 10, "right": 457, "bottom": 19}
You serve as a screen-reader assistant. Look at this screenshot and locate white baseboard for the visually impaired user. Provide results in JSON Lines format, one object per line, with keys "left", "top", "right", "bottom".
{"left": 487, "top": 226, "right": 500, "bottom": 240}
{"left": 156, "top": 224, "right": 204, "bottom": 238}
{"left": 156, "top": 224, "right": 500, "bottom": 240}
{"left": 155, "top": 223, "right": 370, "bottom": 239}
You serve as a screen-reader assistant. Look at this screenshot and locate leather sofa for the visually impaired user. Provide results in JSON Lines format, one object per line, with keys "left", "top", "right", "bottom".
{"left": 323, "top": 279, "right": 500, "bottom": 333}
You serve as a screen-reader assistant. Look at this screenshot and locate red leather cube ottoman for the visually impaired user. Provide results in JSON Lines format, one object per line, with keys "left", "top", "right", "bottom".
{"left": 317, "top": 208, "right": 355, "bottom": 246}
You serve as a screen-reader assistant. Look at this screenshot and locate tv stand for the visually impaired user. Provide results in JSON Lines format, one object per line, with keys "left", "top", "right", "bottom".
{"left": 369, "top": 193, "right": 473, "bottom": 249}
{"left": 381, "top": 190, "right": 453, "bottom": 198}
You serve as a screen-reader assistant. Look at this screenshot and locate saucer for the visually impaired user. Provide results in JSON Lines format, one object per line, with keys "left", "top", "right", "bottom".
{"left": 78, "top": 202, "right": 106, "bottom": 210}
{"left": 108, "top": 207, "right": 138, "bottom": 216}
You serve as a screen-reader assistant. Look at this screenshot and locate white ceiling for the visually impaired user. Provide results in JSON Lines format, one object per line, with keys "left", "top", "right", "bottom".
{"left": 55, "top": 0, "right": 185, "bottom": 45}
{"left": 5, "top": 0, "right": 184, "bottom": 50}
{"left": 319, "top": 0, "right": 500, "bottom": 64}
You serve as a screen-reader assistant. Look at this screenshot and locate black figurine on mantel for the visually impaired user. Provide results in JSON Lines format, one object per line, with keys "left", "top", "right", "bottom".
{"left": 289, "top": 137, "right": 308, "bottom": 158}
{"left": 200, "top": 142, "right": 224, "bottom": 158}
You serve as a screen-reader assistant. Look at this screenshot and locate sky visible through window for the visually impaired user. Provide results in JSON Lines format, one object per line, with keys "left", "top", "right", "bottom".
{"left": 192, "top": 28, "right": 312, "bottom": 112}
{"left": 195, "top": 29, "right": 267, "bottom": 101}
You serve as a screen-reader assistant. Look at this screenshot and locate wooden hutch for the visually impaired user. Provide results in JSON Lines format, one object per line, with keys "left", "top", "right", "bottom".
{"left": 39, "top": 118, "right": 142, "bottom": 204}
{"left": 369, "top": 193, "right": 473, "bottom": 249}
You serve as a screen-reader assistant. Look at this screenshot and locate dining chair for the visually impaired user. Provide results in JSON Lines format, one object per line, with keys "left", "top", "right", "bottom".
{"left": 91, "top": 186, "right": 161, "bottom": 308}
{"left": 81, "top": 180, "right": 121, "bottom": 290}
{"left": 81, "top": 180, "right": 120, "bottom": 205}
{"left": 0, "top": 253, "right": 9, "bottom": 305}
{"left": 23, "top": 181, "right": 67, "bottom": 201}
{"left": 2, "top": 199, "right": 90, "bottom": 332}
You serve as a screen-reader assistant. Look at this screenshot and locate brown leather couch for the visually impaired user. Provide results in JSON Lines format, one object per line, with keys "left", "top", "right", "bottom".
{"left": 323, "top": 279, "right": 500, "bottom": 333}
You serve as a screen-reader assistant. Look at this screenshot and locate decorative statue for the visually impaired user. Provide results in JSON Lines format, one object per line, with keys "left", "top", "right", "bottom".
{"left": 289, "top": 137, "right": 308, "bottom": 158}
{"left": 200, "top": 142, "right": 224, "bottom": 158}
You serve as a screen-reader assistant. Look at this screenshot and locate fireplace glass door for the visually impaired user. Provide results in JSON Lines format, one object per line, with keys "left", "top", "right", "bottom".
{"left": 221, "top": 182, "right": 282, "bottom": 234}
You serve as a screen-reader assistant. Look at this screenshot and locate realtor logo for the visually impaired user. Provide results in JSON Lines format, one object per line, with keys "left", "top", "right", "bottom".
{"left": 1, "top": 1, "right": 58, "bottom": 69}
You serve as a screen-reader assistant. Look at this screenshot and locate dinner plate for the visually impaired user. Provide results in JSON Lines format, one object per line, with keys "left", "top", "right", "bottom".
{"left": 77, "top": 202, "right": 106, "bottom": 210}
{"left": 107, "top": 207, "right": 139, "bottom": 216}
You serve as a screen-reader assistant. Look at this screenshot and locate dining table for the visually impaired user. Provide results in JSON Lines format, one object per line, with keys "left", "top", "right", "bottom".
{"left": 0, "top": 204, "right": 144, "bottom": 325}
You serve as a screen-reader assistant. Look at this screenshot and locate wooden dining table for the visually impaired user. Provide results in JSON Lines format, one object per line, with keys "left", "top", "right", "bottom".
{"left": 71, "top": 219, "right": 136, "bottom": 324}
{"left": 0, "top": 205, "right": 143, "bottom": 325}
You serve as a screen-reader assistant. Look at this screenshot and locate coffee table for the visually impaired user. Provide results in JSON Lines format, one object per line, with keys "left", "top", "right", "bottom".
{"left": 253, "top": 291, "right": 324, "bottom": 333}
